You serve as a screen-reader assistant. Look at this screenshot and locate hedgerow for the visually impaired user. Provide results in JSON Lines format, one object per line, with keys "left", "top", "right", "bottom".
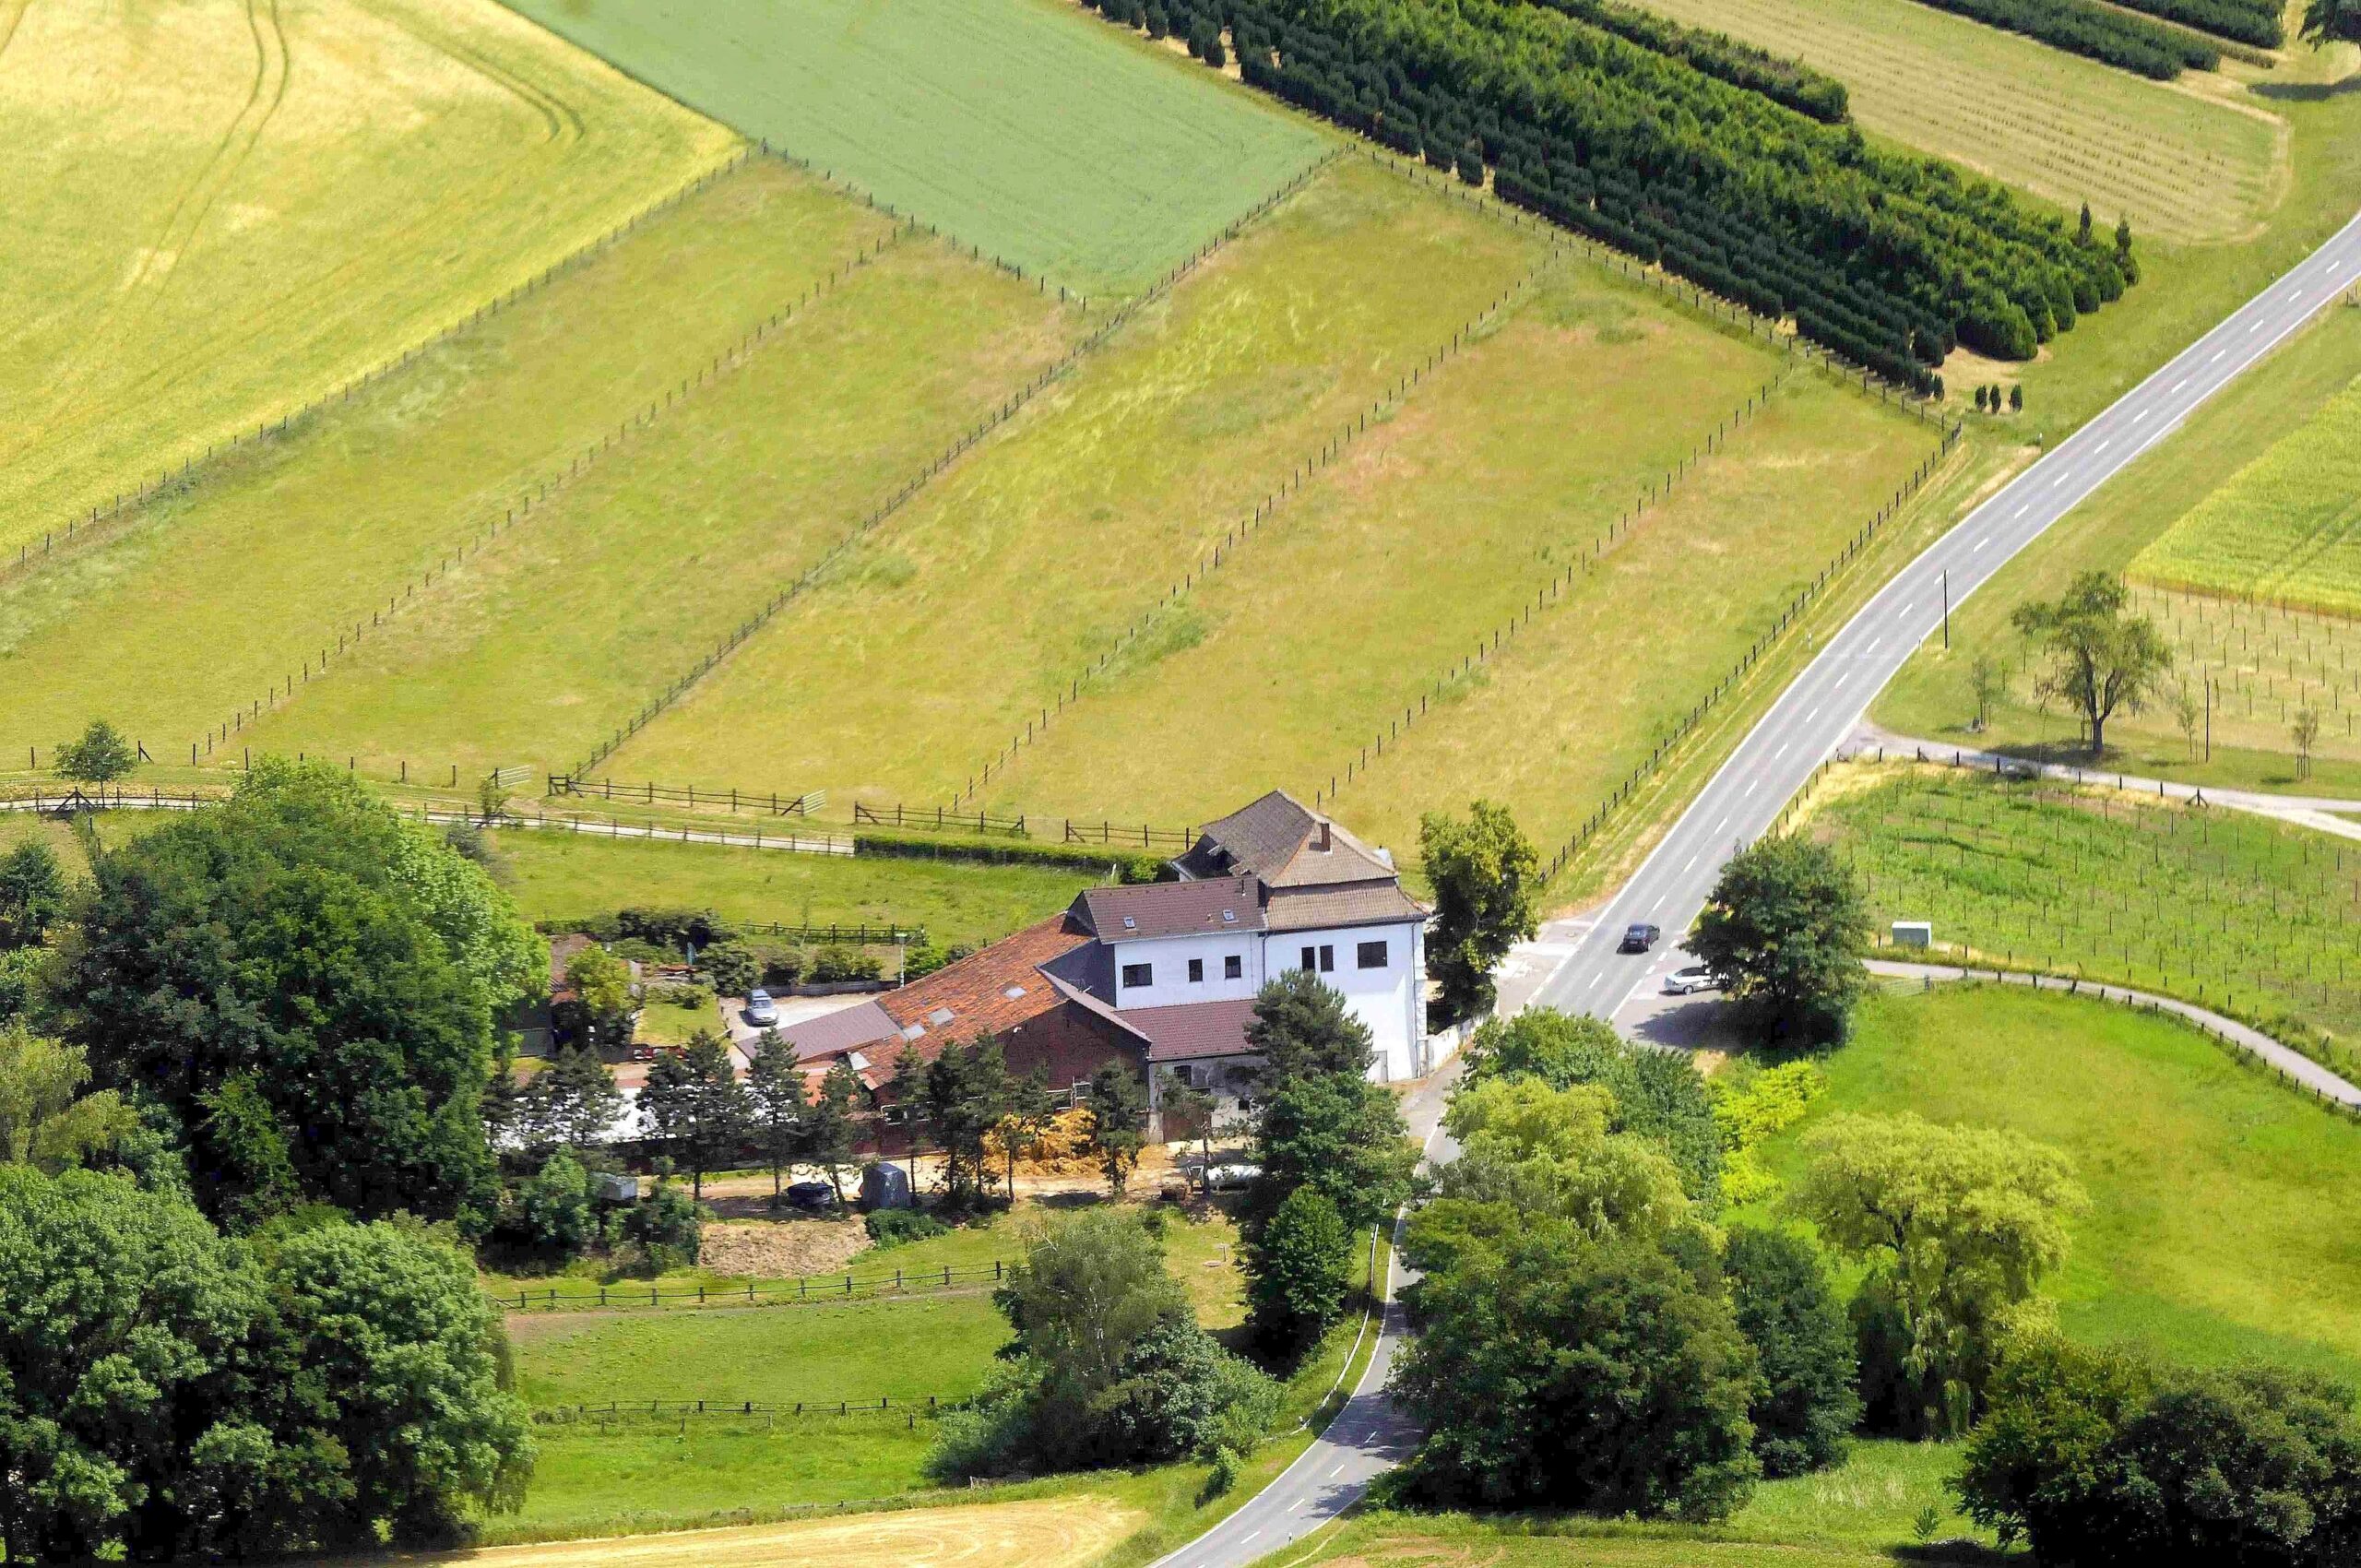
{"left": 1524, "top": 0, "right": 1849, "bottom": 121}
{"left": 2111, "top": 0, "right": 2282, "bottom": 45}
{"left": 1142, "top": 0, "right": 2131, "bottom": 384}
{"left": 1905, "top": 0, "right": 2215, "bottom": 79}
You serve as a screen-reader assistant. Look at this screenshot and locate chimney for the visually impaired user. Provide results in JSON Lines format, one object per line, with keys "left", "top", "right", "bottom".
{"left": 1315, "top": 819, "right": 1332, "bottom": 852}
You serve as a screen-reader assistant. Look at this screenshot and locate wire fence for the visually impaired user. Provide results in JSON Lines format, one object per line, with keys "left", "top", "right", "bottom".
{"left": 6, "top": 147, "right": 759, "bottom": 584}
{"left": 564, "top": 150, "right": 1347, "bottom": 784}
{"left": 1311, "top": 362, "right": 1797, "bottom": 814}
{"left": 1524, "top": 419, "right": 1966, "bottom": 885}
{"left": 498, "top": 1259, "right": 1008, "bottom": 1313}
{"left": 950, "top": 240, "right": 1574, "bottom": 811}
{"left": 534, "top": 1395, "right": 968, "bottom": 1427}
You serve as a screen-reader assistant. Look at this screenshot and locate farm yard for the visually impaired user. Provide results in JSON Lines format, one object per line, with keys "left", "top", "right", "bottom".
{"left": 0, "top": 0, "right": 736, "bottom": 560}
{"left": 499, "top": 0, "right": 1332, "bottom": 298}
{"left": 1806, "top": 766, "right": 2361, "bottom": 1063}
{"left": 1625, "top": 0, "right": 2281, "bottom": 245}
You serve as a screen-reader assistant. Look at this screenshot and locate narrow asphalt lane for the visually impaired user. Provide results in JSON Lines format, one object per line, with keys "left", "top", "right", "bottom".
{"left": 1535, "top": 209, "right": 2361, "bottom": 1022}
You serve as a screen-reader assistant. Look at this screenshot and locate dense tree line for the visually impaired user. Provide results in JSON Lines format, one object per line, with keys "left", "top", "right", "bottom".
{"left": 2119, "top": 0, "right": 2284, "bottom": 46}
{"left": 1904, "top": 0, "right": 2217, "bottom": 79}
{"left": 1521, "top": 0, "right": 1848, "bottom": 120}
{"left": 1088, "top": 0, "right": 2138, "bottom": 390}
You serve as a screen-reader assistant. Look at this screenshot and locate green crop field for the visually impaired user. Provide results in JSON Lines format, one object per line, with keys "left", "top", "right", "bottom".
{"left": 604, "top": 157, "right": 1555, "bottom": 803}
{"left": 2130, "top": 369, "right": 2361, "bottom": 616}
{"left": 486, "top": 828, "right": 1095, "bottom": 949}
{"left": 1808, "top": 766, "right": 2361, "bottom": 1060}
{"left": 0, "top": 159, "right": 896, "bottom": 761}
{"left": 1627, "top": 0, "right": 2280, "bottom": 244}
{"left": 1750, "top": 984, "right": 2361, "bottom": 1382}
{"left": 0, "top": 0, "right": 737, "bottom": 560}
{"left": 499, "top": 0, "right": 1330, "bottom": 298}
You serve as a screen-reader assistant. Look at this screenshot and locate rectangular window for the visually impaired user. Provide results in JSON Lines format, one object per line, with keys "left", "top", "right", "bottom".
{"left": 1224, "top": 955, "right": 1243, "bottom": 980}
{"left": 1300, "top": 946, "right": 1317, "bottom": 973}
{"left": 1188, "top": 957, "right": 1204, "bottom": 983}
{"left": 1320, "top": 944, "right": 1335, "bottom": 973}
{"left": 1357, "top": 939, "right": 1387, "bottom": 970}
{"left": 1121, "top": 962, "right": 1153, "bottom": 989}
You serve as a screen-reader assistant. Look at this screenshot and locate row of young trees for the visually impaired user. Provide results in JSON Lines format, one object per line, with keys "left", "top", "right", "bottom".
{"left": 1085, "top": 0, "right": 2134, "bottom": 388}
{"left": 1907, "top": 0, "right": 2218, "bottom": 80}
{"left": 0, "top": 762, "right": 548, "bottom": 1559}
{"left": 2126, "top": 0, "right": 2285, "bottom": 46}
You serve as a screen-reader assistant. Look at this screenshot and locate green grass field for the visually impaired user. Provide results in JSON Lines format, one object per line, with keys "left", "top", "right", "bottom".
{"left": 1627, "top": 0, "right": 2280, "bottom": 244}
{"left": 1809, "top": 766, "right": 2361, "bottom": 1059}
{"left": 1322, "top": 368, "right": 1939, "bottom": 859}
{"left": 0, "top": 0, "right": 737, "bottom": 559}
{"left": 242, "top": 232, "right": 1082, "bottom": 778}
{"left": 606, "top": 157, "right": 1553, "bottom": 804}
{"left": 2130, "top": 367, "right": 2361, "bottom": 616}
{"left": 1878, "top": 303, "right": 2361, "bottom": 792}
{"left": 0, "top": 158, "right": 893, "bottom": 762}
{"left": 975, "top": 268, "right": 1820, "bottom": 829}
{"left": 499, "top": 0, "right": 1329, "bottom": 298}
{"left": 1750, "top": 984, "right": 2361, "bottom": 1384}
{"left": 486, "top": 829, "right": 1096, "bottom": 948}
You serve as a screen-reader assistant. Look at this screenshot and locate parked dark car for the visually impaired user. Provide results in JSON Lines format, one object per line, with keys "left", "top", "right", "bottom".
{"left": 1619, "top": 922, "right": 1662, "bottom": 953}
{"left": 785, "top": 1180, "right": 838, "bottom": 1211}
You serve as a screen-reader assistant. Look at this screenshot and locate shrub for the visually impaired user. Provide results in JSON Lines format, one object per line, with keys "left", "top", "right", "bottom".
{"left": 866, "top": 1207, "right": 950, "bottom": 1248}
{"left": 620, "top": 1181, "right": 705, "bottom": 1270}
{"left": 698, "top": 940, "right": 759, "bottom": 997}
{"left": 810, "top": 944, "right": 882, "bottom": 983}
{"left": 616, "top": 906, "right": 735, "bottom": 951}
{"left": 512, "top": 1149, "right": 599, "bottom": 1255}
{"left": 760, "top": 948, "right": 808, "bottom": 990}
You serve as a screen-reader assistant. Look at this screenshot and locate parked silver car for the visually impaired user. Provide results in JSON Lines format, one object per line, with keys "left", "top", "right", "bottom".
{"left": 1662, "top": 965, "right": 1718, "bottom": 995}
{"left": 743, "top": 988, "right": 779, "bottom": 1027}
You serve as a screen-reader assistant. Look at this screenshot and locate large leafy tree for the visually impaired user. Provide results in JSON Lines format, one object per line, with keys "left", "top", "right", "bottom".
{"left": 53, "top": 761, "right": 545, "bottom": 1231}
{"left": 2301, "top": 0, "right": 2361, "bottom": 48}
{"left": 52, "top": 719, "right": 136, "bottom": 784}
{"left": 1251, "top": 1068, "right": 1417, "bottom": 1233}
{"left": 0, "top": 1168, "right": 530, "bottom": 1562}
{"left": 1464, "top": 1008, "right": 1721, "bottom": 1206}
{"left": 0, "top": 1025, "right": 135, "bottom": 1172}
{"left": 1419, "top": 799, "right": 1540, "bottom": 1021}
{"left": 1791, "top": 1112, "right": 2085, "bottom": 1437}
{"left": 1721, "top": 1226, "right": 1859, "bottom": 1477}
{"left": 1691, "top": 834, "right": 1870, "bottom": 1049}
{"left": 1084, "top": 1061, "right": 1149, "bottom": 1197}
{"left": 1391, "top": 1221, "right": 1762, "bottom": 1522}
{"left": 1245, "top": 1183, "right": 1356, "bottom": 1352}
{"left": 2010, "top": 570, "right": 2172, "bottom": 754}
{"left": 1954, "top": 1333, "right": 2155, "bottom": 1559}
{"left": 922, "top": 1034, "right": 1014, "bottom": 1207}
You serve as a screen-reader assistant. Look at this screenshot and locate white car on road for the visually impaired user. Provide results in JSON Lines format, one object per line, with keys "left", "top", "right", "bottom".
{"left": 1661, "top": 965, "right": 1718, "bottom": 995}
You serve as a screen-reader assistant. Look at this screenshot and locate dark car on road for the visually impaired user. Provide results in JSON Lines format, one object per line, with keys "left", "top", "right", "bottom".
{"left": 1619, "top": 922, "right": 1662, "bottom": 953}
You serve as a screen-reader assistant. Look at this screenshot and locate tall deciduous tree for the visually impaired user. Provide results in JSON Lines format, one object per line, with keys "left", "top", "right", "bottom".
{"left": 0, "top": 1025, "right": 135, "bottom": 1172}
{"left": 54, "top": 760, "right": 542, "bottom": 1231}
{"left": 2301, "top": 0, "right": 2361, "bottom": 43}
{"left": 808, "top": 1061, "right": 864, "bottom": 1201}
{"left": 2010, "top": 571, "right": 2172, "bottom": 754}
{"left": 1691, "top": 834, "right": 1870, "bottom": 1049}
{"left": 1791, "top": 1112, "right": 2086, "bottom": 1437}
{"left": 560, "top": 945, "right": 635, "bottom": 1051}
{"left": 1722, "top": 1226, "right": 1859, "bottom": 1477}
{"left": 1420, "top": 800, "right": 1541, "bottom": 1021}
{"left": 1245, "top": 1183, "right": 1355, "bottom": 1352}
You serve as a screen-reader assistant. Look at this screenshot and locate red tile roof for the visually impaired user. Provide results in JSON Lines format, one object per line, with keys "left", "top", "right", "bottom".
{"left": 1121, "top": 998, "right": 1261, "bottom": 1063}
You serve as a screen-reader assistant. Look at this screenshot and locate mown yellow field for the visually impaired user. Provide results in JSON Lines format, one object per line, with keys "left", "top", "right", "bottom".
{"left": 0, "top": 0, "right": 737, "bottom": 557}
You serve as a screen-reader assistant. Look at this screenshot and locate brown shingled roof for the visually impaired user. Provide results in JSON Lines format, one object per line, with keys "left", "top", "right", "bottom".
{"left": 876, "top": 913, "right": 1093, "bottom": 1041}
{"left": 1121, "top": 998, "right": 1261, "bottom": 1063}
{"left": 1179, "top": 790, "right": 1396, "bottom": 888}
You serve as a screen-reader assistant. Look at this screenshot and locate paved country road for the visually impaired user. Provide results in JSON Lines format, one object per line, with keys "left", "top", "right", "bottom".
{"left": 1152, "top": 208, "right": 2361, "bottom": 1568}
